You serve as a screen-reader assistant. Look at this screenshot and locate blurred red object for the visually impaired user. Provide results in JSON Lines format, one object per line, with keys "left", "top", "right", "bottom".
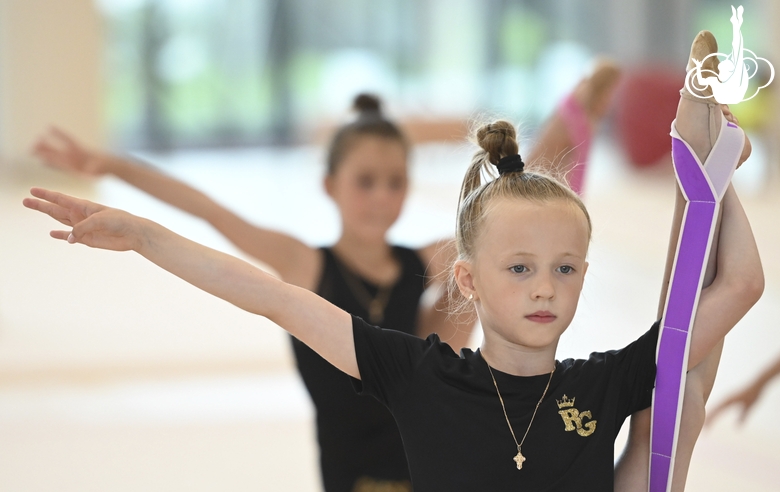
{"left": 614, "top": 66, "right": 681, "bottom": 168}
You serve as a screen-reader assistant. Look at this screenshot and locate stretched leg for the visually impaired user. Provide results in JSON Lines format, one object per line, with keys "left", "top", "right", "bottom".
{"left": 615, "top": 30, "right": 751, "bottom": 491}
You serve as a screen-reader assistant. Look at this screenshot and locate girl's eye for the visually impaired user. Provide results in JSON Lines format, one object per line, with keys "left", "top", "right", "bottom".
{"left": 389, "top": 177, "right": 406, "bottom": 191}
{"left": 357, "top": 176, "right": 374, "bottom": 189}
{"left": 510, "top": 265, "right": 527, "bottom": 274}
{"left": 558, "top": 265, "right": 574, "bottom": 274}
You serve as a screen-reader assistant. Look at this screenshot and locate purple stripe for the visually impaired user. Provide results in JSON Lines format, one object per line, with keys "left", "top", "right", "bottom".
{"left": 650, "top": 453, "right": 672, "bottom": 491}
{"left": 672, "top": 138, "right": 715, "bottom": 203}
{"left": 663, "top": 202, "right": 717, "bottom": 331}
{"left": 650, "top": 138, "right": 718, "bottom": 492}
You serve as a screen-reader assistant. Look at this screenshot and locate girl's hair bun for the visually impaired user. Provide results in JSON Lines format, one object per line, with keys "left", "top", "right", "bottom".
{"left": 353, "top": 93, "right": 382, "bottom": 115}
{"left": 475, "top": 120, "right": 519, "bottom": 165}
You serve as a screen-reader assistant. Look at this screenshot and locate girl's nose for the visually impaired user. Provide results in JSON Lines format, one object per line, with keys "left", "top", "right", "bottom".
{"left": 532, "top": 273, "right": 556, "bottom": 300}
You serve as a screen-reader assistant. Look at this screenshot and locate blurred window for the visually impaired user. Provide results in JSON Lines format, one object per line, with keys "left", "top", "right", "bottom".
{"left": 102, "top": 0, "right": 722, "bottom": 150}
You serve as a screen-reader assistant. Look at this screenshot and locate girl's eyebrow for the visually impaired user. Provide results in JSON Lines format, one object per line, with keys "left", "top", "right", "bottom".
{"left": 509, "top": 251, "right": 535, "bottom": 256}
{"left": 508, "top": 251, "right": 584, "bottom": 260}
{"left": 561, "top": 252, "right": 585, "bottom": 260}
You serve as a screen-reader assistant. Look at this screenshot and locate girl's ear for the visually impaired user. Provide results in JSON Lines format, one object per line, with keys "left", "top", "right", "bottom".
{"left": 576, "top": 261, "right": 589, "bottom": 292}
{"left": 453, "top": 259, "right": 478, "bottom": 300}
{"left": 324, "top": 174, "right": 335, "bottom": 198}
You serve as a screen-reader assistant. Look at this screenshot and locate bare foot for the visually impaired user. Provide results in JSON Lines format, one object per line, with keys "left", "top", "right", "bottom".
{"left": 572, "top": 59, "right": 621, "bottom": 122}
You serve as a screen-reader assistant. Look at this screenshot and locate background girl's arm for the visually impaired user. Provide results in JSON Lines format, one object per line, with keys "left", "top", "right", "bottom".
{"left": 416, "top": 239, "right": 475, "bottom": 350}
{"left": 23, "top": 188, "right": 358, "bottom": 378}
{"left": 33, "top": 127, "right": 320, "bottom": 288}
{"left": 708, "top": 353, "right": 780, "bottom": 424}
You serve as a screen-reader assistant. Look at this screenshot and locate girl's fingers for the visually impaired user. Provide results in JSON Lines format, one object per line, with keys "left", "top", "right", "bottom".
{"left": 25, "top": 188, "right": 132, "bottom": 250}
{"left": 50, "top": 230, "right": 72, "bottom": 241}
{"left": 33, "top": 148, "right": 62, "bottom": 166}
{"left": 22, "top": 196, "right": 60, "bottom": 217}
{"left": 24, "top": 188, "right": 99, "bottom": 227}
{"left": 50, "top": 126, "right": 76, "bottom": 146}
{"left": 738, "top": 406, "right": 749, "bottom": 424}
{"left": 31, "top": 187, "right": 86, "bottom": 211}
{"left": 24, "top": 199, "right": 74, "bottom": 226}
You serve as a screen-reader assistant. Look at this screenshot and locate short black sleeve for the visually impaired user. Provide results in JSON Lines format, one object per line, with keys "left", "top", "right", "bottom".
{"left": 600, "top": 319, "right": 660, "bottom": 419}
{"left": 350, "top": 315, "right": 442, "bottom": 407}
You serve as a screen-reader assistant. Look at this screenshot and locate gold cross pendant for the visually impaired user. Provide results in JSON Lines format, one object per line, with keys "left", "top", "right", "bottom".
{"left": 513, "top": 450, "right": 526, "bottom": 470}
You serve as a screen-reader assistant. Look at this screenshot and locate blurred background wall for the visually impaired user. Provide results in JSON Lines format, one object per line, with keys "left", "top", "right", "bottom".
{"left": 0, "top": 0, "right": 104, "bottom": 162}
{"left": 2, "top": 0, "right": 777, "bottom": 156}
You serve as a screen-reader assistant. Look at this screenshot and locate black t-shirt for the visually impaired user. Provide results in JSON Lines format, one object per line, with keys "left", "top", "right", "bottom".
{"left": 290, "top": 247, "right": 425, "bottom": 491}
{"left": 352, "top": 315, "right": 659, "bottom": 492}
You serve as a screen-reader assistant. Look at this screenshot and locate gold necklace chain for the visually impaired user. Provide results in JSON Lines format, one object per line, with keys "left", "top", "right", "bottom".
{"left": 483, "top": 355, "right": 556, "bottom": 470}
{"left": 331, "top": 251, "right": 396, "bottom": 324}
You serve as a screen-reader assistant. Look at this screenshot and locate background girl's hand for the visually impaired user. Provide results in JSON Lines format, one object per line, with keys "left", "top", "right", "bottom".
{"left": 32, "top": 127, "right": 110, "bottom": 176}
{"left": 707, "top": 383, "right": 763, "bottom": 426}
{"left": 23, "top": 188, "right": 143, "bottom": 252}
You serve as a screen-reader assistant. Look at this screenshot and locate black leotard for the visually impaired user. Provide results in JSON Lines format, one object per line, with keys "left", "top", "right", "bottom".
{"left": 290, "top": 246, "right": 426, "bottom": 492}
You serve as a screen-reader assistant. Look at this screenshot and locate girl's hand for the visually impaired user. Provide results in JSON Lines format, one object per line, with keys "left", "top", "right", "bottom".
{"left": 32, "top": 127, "right": 109, "bottom": 176}
{"left": 707, "top": 383, "right": 763, "bottom": 426}
{"left": 720, "top": 104, "right": 752, "bottom": 167}
{"left": 23, "top": 188, "right": 143, "bottom": 252}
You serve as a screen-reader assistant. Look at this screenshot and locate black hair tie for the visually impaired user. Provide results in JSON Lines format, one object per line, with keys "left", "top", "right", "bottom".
{"left": 496, "top": 154, "right": 525, "bottom": 175}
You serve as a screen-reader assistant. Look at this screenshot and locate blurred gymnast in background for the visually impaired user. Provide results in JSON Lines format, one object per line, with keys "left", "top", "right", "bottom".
{"left": 34, "top": 94, "right": 473, "bottom": 492}
{"left": 527, "top": 59, "right": 621, "bottom": 195}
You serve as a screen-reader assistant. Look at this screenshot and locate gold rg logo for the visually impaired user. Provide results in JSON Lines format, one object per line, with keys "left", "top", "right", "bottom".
{"left": 556, "top": 395, "right": 597, "bottom": 437}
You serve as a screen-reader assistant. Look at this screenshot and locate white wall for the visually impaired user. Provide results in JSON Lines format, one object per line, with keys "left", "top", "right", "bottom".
{"left": 0, "top": 0, "right": 104, "bottom": 165}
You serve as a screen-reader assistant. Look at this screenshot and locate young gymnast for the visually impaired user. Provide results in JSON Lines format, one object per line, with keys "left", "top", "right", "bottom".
{"left": 33, "top": 94, "right": 473, "bottom": 492}
{"left": 525, "top": 59, "right": 622, "bottom": 194}
{"left": 23, "top": 30, "right": 762, "bottom": 487}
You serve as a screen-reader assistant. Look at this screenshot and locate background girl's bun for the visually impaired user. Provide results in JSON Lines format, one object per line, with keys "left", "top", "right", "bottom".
{"left": 475, "top": 120, "right": 519, "bottom": 164}
{"left": 353, "top": 93, "right": 382, "bottom": 115}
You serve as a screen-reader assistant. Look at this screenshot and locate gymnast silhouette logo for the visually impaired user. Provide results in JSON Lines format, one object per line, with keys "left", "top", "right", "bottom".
{"left": 684, "top": 5, "right": 774, "bottom": 105}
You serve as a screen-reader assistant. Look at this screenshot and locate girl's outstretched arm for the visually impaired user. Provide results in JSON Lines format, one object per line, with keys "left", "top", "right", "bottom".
{"left": 32, "top": 128, "right": 320, "bottom": 288}
{"left": 22, "top": 188, "right": 358, "bottom": 378}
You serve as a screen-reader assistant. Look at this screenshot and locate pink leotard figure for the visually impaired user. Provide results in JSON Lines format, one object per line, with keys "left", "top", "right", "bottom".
{"left": 556, "top": 92, "right": 592, "bottom": 194}
{"left": 528, "top": 59, "right": 621, "bottom": 195}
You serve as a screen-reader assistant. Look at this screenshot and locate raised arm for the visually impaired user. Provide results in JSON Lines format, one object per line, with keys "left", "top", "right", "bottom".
{"left": 32, "top": 127, "right": 319, "bottom": 287}
{"left": 416, "top": 239, "right": 475, "bottom": 350}
{"left": 22, "top": 188, "right": 357, "bottom": 378}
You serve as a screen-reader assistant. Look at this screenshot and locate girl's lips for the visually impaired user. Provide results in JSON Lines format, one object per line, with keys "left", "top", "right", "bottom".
{"left": 525, "top": 312, "right": 557, "bottom": 323}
